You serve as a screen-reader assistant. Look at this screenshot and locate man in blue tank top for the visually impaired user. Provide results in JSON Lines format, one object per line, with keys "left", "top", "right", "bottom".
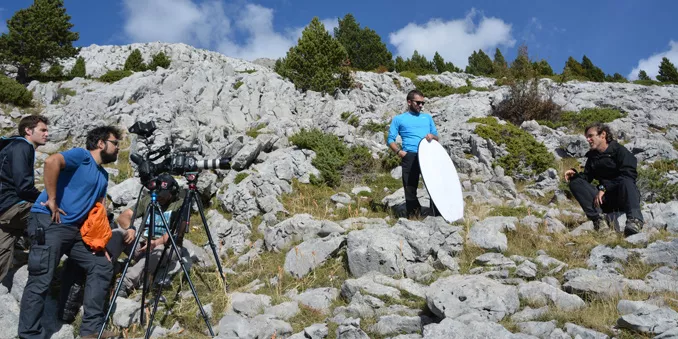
{"left": 18, "top": 125, "right": 122, "bottom": 339}
{"left": 387, "top": 89, "right": 440, "bottom": 218}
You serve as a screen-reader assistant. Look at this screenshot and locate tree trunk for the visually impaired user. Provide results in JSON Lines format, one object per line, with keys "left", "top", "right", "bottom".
{"left": 16, "top": 65, "right": 28, "bottom": 85}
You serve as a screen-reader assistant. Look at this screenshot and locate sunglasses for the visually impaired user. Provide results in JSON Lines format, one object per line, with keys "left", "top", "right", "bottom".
{"left": 412, "top": 100, "right": 425, "bottom": 106}
{"left": 105, "top": 139, "right": 120, "bottom": 146}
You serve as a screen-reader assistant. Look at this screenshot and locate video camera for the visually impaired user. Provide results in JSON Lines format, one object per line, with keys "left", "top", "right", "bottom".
{"left": 127, "top": 121, "right": 231, "bottom": 187}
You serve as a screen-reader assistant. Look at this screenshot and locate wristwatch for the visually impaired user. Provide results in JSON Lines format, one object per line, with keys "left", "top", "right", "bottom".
{"left": 597, "top": 184, "right": 606, "bottom": 192}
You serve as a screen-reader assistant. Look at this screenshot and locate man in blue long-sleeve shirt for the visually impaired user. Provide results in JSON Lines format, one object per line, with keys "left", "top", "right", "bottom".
{"left": 387, "top": 89, "right": 440, "bottom": 218}
{"left": 0, "top": 115, "right": 49, "bottom": 283}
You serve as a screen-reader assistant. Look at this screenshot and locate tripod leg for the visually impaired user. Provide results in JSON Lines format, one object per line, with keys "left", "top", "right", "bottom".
{"left": 97, "top": 196, "right": 151, "bottom": 339}
{"left": 192, "top": 191, "right": 227, "bottom": 288}
{"left": 144, "top": 242, "right": 174, "bottom": 336}
{"left": 140, "top": 200, "right": 157, "bottom": 327}
{"left": 144, "top": 202, "right": 215, "bottom": 338}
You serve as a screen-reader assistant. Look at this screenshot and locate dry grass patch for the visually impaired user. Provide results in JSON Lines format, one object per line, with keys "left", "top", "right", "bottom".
{"left": 280, "top": 178, "right": 398, "bottom": 221}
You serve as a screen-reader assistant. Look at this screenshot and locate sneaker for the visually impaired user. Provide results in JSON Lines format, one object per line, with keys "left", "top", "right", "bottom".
{"left": 81, "top": 330, "right": 118, "bottom": 339}
{"left": 593, "top": 216, "right": 610, "bottom": 232}
{"left": 624, "top": 218, "right": 643, "bottom": 237}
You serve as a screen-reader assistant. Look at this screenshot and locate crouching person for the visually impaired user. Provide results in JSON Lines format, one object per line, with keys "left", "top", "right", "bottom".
{"left": 564, "top": 123, "right": 644, "bottom": 236}
{"left": 115, "top": 173, "right": 184, "bottom": 297}
{"left": 18, "top": 126, "right": 122, "bottom": 339}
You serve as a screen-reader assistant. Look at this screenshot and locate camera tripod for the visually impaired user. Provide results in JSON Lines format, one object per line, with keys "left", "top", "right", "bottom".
{"left": 97, "top": 172, "right": 227, "bottom": 339}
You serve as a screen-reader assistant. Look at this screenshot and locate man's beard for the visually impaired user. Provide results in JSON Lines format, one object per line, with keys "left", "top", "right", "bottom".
{"left": 101, "top": 151, "right": 118, "bottom": 164}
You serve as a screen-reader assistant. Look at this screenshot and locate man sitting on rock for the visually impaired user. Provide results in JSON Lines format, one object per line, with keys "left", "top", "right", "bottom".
{"left": 564, "top": 123, "right": 644, "bottom": 236}
{"left": 387, "top": 89, "right": 440, "bottom": 219}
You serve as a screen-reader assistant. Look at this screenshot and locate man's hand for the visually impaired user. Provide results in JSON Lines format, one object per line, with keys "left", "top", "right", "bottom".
{"left": 138, "top": 238, "right": 160, "bottom": 253}
{"left": 564, "top": 169, "right": 576, "bottom": 182}
{"left": 41, "top": 198, "right": 66, "bottom": 223}
{"left": 397, "top": 150, "right": 406, "bottom": 158}
{"left": 425, "top": 134, "right": 435, "bottom": 142}
{"left": 124, "top": 229, "right": 136, "bottom": 244}
{"left": 594, "top": 191, "right": 605, "bottom": 207}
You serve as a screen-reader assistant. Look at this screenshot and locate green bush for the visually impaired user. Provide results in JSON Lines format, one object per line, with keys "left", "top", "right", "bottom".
{"left": 469, "top": 116, "right": 555, "bottom": 177}
{"left": 412, "top": 79, "right": 488, "bottom": 97}
{"left": 98, "top": 69, "right": 133, "bottom": 83}
{"left": 289, "top": 128, "right": 349, "bottom": 187}
{"left": 638, "top": 159, "right": 678, "bottom": 203}
{"left": 632, "top": 79, "right": 662, "bottom": 86}
{"left": 233, "top": 81, "right": 243, "bottom": 89}
{"left": 340, "top": 111, "right": 352, "bottom": 120}
{"left": 379, "top": 151, "right": 400, "bottom": 171}
{"left": 0, "top": 74, "right": 33, "bottom": 107}
{"left": 69, "top": 57, "right": 86, "bottom": 78}
{"left": 124, "top": 49, "right": 146, "bottom": 72}
{"left": 147, "top": 52, "right": 170, "bottom": 71}
{"left": 400, "top": 71, "right": 417, "bottom": 81}
{"left": 347, "top": 115, "right": 359, "bottom": 127}
{"left": 538, "top": 107, "right": 626, "bottom": 132}
{"left": 289, "top": 128, "right": 379, "bottom": 187}
{"left": 492, "top": 76, "right": 561, "bottom": 125}
{"left": 362, "top": 121, "right": 389, "bottom": 134}
{"left": 344, "top": 145, "right": 376, "bottom": 179}
{"left": 245, "top": 123, "right": 267, "bottom": 138}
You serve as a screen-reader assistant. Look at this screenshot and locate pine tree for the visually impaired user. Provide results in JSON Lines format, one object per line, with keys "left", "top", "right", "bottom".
{"left": 581, "top": 55, "right": 605, "bottom": 82}
{"left": 334, "top": 14, "right": 392, "bottom": 71}
{"left": 277, "top": 17, "right": 349, "bottom": 93}
{"left": 509, "top": 45, "right": 533, "bottom": 79}
{"left": 563, "top": 56, "right": 586, "bottom": 79}
{"left": 637, "top": 70, "right": 650, "bottom": 81}
{"left": 0, "top": 0, "right": 80, "bottom": 83}
{"left": 493, "top": 48, "right": 507, "bottom": 74}
{"left": 409, "top": 50, "right": 434, "bottom": 74}
{"left": 532, "top": 60, "right": 553, "bottom": 76}
{"left": 444, "top": 62, "right": 461, "bottom": 73}
{"left": 45, "top": 63, "right": 64, "bottom": 80}
{"left": 656, "top": 57, "right": 678, "bottom": 83}
{"left": 69, "top": 56, "right": 86, "bottom": 78}
{"left": 433, "top": 52, "right": 445, "bottom": 74}
{"left": 394, "top": 56, "right": 405, "bottom": 72}
{"left": 466, "top": 50, "right": 494, "bottom": 76}
{"left": 124, "top": 49, "right": 146, "bottom": 72}
{"left": 147, "top": 52, "right": 171, "bottom": 71}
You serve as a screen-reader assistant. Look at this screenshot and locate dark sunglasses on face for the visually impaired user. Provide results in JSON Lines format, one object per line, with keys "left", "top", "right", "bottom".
{"left": 412, "top": 100, "right": 425, "bottom": 106}
{"left": 106, "top": 139, "right": 120, "bottom": 146}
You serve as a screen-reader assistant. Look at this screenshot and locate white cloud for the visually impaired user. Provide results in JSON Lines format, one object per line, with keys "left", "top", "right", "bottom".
{"left": 122, "top": 0, "right": 336, "bottom": 61}
{"left": 388, "top": 8, "right": 515, "bottom": 68}
{"left": 628, "top": 41, "right": 678, "bottom": 80}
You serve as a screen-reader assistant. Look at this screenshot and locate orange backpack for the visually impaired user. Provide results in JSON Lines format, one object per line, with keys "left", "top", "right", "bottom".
{"left": 81, "top": 202, "right": 112, "bottom": 252}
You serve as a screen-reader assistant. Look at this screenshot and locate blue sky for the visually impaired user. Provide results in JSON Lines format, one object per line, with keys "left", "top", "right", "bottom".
{"left": 1, "top": 0, "right": 677, "bottom": 79}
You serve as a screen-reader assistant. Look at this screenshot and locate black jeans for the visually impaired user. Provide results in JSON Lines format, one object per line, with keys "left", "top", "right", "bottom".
{"left": 18, "top": 212, "right": 113, "bottom": 338}
{"left": 401, "top": 152, "right": 439, "bottom": 218}
{"left": 569, "top": 176, "right": 643, "bottom": 222}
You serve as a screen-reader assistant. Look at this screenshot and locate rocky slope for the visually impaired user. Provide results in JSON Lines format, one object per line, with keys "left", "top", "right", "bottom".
{"left": 1, "top": 42, "right": 678, "bottom": 339}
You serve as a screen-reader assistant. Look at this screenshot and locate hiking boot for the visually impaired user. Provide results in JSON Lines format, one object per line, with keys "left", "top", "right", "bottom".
{"left": 593, "top": 216, "right": 610, "bottom": 232}
{"left": 81, "top": 330, "right": 118, "bottom": 339}
{"left": 624, "top": 218, "right": 643, "bottom": 237}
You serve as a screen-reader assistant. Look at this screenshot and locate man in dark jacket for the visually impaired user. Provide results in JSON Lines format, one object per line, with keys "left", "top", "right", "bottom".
{"left": 564, "top": 123, "right": 644, "bottom": 236}
{"left": 0, "top": 115, "right": 49, "bottom": 282}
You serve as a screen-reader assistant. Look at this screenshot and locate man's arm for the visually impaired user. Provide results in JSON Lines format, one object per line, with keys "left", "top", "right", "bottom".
{"left": 428, "top": 115, "right": 440, "bottom": 141}
{"left": 387, "top": 117, "right": 405, "bottom": 156}
{"left": 43, "top": 153, "right": 66, "bottom": 202}
{"left": 12, "top": 143, "right": 41, "bottom": 202}
{"left": 614, "top": 144, "right": 638, "bottom": 180}
{"left": 117, "top": 209, "right": 134, "bottom": 229}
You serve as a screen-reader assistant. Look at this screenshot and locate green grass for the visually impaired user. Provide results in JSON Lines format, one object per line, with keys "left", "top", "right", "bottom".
{"left": 234, "top": 172, "right": 249, "bottom": 184}
{"left": 233, "top": 81, "right": 244, "bottom": 90}
{"left": 245, "top": 123, "right": 267, "bottom": 138}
